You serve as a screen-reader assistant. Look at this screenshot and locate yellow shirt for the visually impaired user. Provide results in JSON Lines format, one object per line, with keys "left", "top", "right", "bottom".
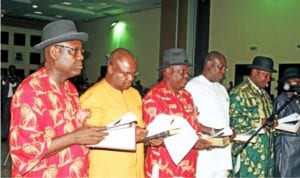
{"left": 80, "top": 79, "right": 145, "bottom": 178}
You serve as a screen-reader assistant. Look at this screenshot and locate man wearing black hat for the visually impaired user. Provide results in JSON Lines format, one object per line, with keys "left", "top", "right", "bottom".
{"left": 273, "top": 67, "right": 300, "bottom": 177}
{"left": 229, "top": 56, "right": 276, "bottom": 177}
{"left": 9, "top": 20, "right": 107, "bottom": 177}
{"left": 142, "top": 48, "right": 212, "bottom": 177}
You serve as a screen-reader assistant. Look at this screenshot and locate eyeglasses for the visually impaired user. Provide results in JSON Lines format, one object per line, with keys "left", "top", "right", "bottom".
{"left": 209, "top": 60, "right": 228, "bottom": 72}
{"left": 55, "top": 45, "right": 85, "bottom": 55}
{"left": 170, "top": 66, "right": 190, "bottom": 77}
{"left": 214, "top": 64, "right": 229, "bottom": 72}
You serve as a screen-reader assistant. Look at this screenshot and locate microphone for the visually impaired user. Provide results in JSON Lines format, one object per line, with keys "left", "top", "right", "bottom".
{"left": 283, "top": 83, "right": 300, "bottom": 93}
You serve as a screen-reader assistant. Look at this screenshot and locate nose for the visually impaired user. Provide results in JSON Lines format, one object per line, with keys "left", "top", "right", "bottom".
{"left": 182, "top": 71, "right": 190, "bottom": 79}
{"left": 220, "top": 69, "right": 226, "bottom": 75}
{"left": 76, "top": 52, "right": 84, "bottom": 61}
{"left": 184, "top": 73, "right": 189, "bottom": 79}
{"left": 265, "top": 76, "right": 271, "bottom": 83}
{"left": 127, "top": 74, "right": 134, "bottom": 81}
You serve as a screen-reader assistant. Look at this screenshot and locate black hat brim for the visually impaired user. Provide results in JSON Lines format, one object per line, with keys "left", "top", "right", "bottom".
{"left": 279, "top": 74, "right": 300, "bottom": 83}
{"left": 34, "top": 32, "right": 88, "bottom": 50}
{"left": 158, "top": 63, "right": 194, "bottom": 71}
{"left": 247, "top": 64, "right": 277, "bottom": 73}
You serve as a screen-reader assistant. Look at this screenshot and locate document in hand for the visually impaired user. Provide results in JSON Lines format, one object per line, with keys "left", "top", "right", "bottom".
{"left": 275, "top": 113, "right": 300, "bottom": 133}
{"left": 146, "top": 114, "right": 199, "bottom": 165}
{"left": 233, "top": 130, "right": 258, "bottom": 143}
{"left": 199, "top": 127, "right": 233, "bottom": 147}
{"left": 88, "top": 112, "right": 137, "bottom": 151}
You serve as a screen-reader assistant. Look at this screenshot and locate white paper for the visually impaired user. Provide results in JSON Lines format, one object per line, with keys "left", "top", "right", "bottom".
{"left": 107, "top": 112, "right": 137, "bottom": 127}
{"left": 233, "top": 133, "right": 257, "bottom": 143}
{"left": 146, "top": 114, "right": 199, "bottom": 165}
{"left": 255, "top": 127, "right": 265, "bottom": 134}
{"left": 88, "top": 112, "right": 137, "bottom": 151}
{"left": 146, "top": 114, "right": 178, "bottom": 136}
{"left": 198, "top": 127, "right": 233, "bottom": 140}
{"left": 278, "top": 113, "right": 300, "bottom": 123}
{"left": 210, "top": 127, "right": 233, "bottom": 137}
{"left": 276, "top": 113, "right": 300, "bottom": 133}
{"left": 233, "top": 130, "right": 258, "bottom": 143}
{"left": 276, "top": 121, "right": 300, "bottom": 133}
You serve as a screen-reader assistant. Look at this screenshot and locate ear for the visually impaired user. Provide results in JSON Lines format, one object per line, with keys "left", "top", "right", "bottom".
{"left": 252, "top": 69, "right": 259, "bottom": 74}
{"left": 165, "top": 67, "right": 173, "bottom": 75}
{"left": 107, "top": 65, "right": 114, "bottom": 75}
{"left": 49, "top": 45, "right": 60, "bottom": 60}
{"left": 207, "top": 59, "right": 214, "bottom": 66}
{"left": 250, "top": 69, "right": 258, "bottom": 77}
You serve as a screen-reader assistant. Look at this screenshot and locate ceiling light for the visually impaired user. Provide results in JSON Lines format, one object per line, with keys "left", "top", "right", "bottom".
{"left": 12, "top": 0, "right": 31, "bottom": 3}
{"left": 50, "top": 4, "right": 95, "bottom": 15}
{"left": 110, "top": 20, "right": 119, "bottom": 28}
{"left": 62, "top": 1, "right": 72, "bottom": 5}
{"left": 24, "top": 13, "right": 57, "bottom": 21}
{"left": 86, "top": 6, "right": 95, "bottom": 10}
{"left": 34, "top": 11, "right": 42, "bottom": 14}
{"left": 55, "top": 15, "right": 63, "bottom": 18}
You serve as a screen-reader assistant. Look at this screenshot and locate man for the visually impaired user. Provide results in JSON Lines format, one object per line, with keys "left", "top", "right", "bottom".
{"left": 229, "top": 56, "right": 276, "bottom": 177}
{"left": 273, "top": 67, "right": 300, "bottom": 177}
{"left": 1, "top": 65, "right": 21, "bottom": 141}
{"left": 186, "top": 51, "right": 232, "bottom": 178}
{"left": 80, "top": 48, "right": 148, "bottom": 178}
{"left": 143, "top": 48, "right": 212, "bottom": 178}
{"left": 9, "top": 19, "right": 107, "bottom": 177}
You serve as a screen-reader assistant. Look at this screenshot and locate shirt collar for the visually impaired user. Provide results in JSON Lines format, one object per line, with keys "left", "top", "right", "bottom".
{"left": 199, "top": 74, "right": 214, "bottom": 84}
{"left": 247, "top": 77, "right": 260, "bottom": 90}
{"left": 159, "top": 81, "right": 184, "bottom": 97}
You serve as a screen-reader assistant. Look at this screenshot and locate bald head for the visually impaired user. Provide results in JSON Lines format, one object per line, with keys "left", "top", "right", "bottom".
{"left": 203, "top": 51, "right": 227, "bottom": 82}
{"left": 105, "top": 48, "right": 137, "bottom": 91}
{"left": 108, "top": 48, "right": 136, "bottom": 67}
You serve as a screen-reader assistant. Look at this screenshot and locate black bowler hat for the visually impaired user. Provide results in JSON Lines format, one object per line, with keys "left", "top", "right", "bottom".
{"left": 158, "top": 48, "right": 193, "bottom": 70}
{"left": 247, "top": 56, "right": 277, "bottom": 73}
{"left": 279, "top": 67, "right": 300, "bottom": 84}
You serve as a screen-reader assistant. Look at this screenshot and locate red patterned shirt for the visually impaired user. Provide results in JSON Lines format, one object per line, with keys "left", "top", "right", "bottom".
{"left": 9, "top": 67, "right": 89, "bottom": 177}
{"left": 143, "top": 81, "right": 200, "bottom": 178}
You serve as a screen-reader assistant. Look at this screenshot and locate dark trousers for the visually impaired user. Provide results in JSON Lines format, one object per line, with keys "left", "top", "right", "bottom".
{"left": 1, "top": 97, "right": 12, "bottom": 140}
{"left": 274, "top": 134, "right": 300, "bottom": 177}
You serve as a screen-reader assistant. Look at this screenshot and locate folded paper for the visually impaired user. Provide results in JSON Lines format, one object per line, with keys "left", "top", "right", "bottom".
{"left": 146, "top": 114, "right": 199, "bottom": 165}
{"left": 276, "top": 113, "right": 300, "bottom": 133}
{"left": 88, "top": 112, "right": 137, "bottom": 151}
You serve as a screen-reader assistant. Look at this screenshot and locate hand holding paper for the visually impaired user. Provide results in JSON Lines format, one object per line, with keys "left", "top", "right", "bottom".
{"left": 136, "top": 126, "right": 148, "bottom": 143}
{"left": 146, "top": 114, "right": 199, "bottom": 165}
{"left": 233, "top": 129, "right": 258, "bottom": 143}
{"left": 89, "top": 112, "right": 137, "bottom": 151}
{"left": 198, "top": 127, "right": 232, "bottom": 147}
{"left": 144, "top": 128, "right": 180, "bottom": 142}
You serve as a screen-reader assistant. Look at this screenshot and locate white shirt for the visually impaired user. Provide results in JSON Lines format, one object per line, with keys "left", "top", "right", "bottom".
{"left": 186, "top": 75, "right": 232, "bottom": 172}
